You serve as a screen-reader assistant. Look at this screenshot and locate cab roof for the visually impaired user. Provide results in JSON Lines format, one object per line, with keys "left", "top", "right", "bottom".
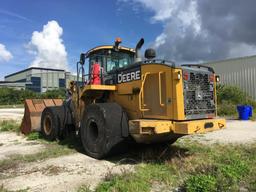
{"left": 85, "top": 45, "right": 135, "bottom": 58}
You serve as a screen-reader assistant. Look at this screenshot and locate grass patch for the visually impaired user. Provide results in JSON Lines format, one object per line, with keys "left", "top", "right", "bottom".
{"left": 26, "top": 132, "right": 41, "bottom": 140}
{"left": 77, "top": 185, "right": 93, "bottom": 192}
{"left": 0, "top": 120, "right": 20, "bottom": 132}
{"left": 186, "top": 174, "right": 216, "bottom": 192}
{"left": 0, "top": 137, "right": 79, "bottom": 175}
{"left": 93, "top": 141, "right": 256, "bottom": 192}
{"left": 96, "top": 163, "right": 178, "bottom": 192}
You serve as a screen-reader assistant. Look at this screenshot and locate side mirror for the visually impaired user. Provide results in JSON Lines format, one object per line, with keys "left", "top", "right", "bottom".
{"left": 79, "top": 53, "right": 86, "bottom": 65}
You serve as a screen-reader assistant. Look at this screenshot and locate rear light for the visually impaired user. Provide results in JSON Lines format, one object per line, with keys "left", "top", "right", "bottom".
{"left": 209, "top": 74, "right": 214, "bottom": 82}
{"left": 207, "top": 114, "right": 215, "bottom": 119}
{"left": 183, "top": 71, "right": 189, "bottom": 81}
{"left": 177, "top": 73, "right": 181, "bottom": 80}
{"left": 215, "top": 75, "right": 220, "bottom": 82}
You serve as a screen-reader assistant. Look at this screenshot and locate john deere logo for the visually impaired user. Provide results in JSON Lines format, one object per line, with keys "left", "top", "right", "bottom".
{"left": 117, "top": 67, "right": 141, "bottom": 83}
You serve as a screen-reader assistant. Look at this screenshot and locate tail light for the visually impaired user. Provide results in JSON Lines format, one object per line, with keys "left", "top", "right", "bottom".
{"left": 215, "top": 75, "right": 220, "bottom": 82}
{"left": 183, "top": 71, "right": 189, "bottom": 81}
{"left": 209, "top": 74, "right": 214, "bottom": 82}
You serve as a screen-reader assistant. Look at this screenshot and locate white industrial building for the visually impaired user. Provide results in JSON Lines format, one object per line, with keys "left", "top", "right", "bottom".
{"left": 203, "top": 55, "right": 256, "bottom": 100}
{"left": 0, "top": 67, "right": 77, "bottom": 92}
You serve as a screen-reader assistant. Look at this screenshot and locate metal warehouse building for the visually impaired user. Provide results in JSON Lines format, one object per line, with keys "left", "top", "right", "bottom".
{"left": 203, "top": 55, "right": 256, "bottom": 100}
{"left": 0, "top": 67, "right": 77, "bottom": 92}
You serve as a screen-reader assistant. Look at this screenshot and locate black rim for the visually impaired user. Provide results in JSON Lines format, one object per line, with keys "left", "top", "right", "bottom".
{"left": 88, "top": 119, "right": 99, "bottom": 142}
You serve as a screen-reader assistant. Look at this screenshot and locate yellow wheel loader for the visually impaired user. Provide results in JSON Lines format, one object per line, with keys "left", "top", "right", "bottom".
{"left": 21, "top": 38, "right": 226, "bottom": 159}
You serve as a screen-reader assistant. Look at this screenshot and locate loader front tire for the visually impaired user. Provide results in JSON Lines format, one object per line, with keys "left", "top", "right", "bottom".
{"left": 81, "top": 103, "right": 128, "bottom": 159}
{"left": 41, "top": 107, "right": 60, "bottom": 141}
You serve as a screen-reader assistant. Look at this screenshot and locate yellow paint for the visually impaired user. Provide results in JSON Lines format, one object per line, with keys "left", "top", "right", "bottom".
{"left": 85, "top": 45, "right": 135, "bottom": 57}
{"left": 172, "top": 68, "right": 185, "bottom": 120}
{"left": 139, "top": 72, "right": 150, "bottom": 112}
{"left": 173, "top": 118, "right": 226, "bottom": 134}
{"left": 83, "top": 84, "right": 117, "bottom": 91}
{"left": 140, "top": 64, "right": 172, "bottom": 119}
{"left": 129, "top": 118, "right": 226, "bottom": 136}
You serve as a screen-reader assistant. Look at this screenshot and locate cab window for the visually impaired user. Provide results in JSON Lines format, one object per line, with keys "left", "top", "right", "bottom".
{"left": 88, "top": 49, "right": 134, "bottom": 73}
{"left": 105, "top": 51, "right": 134, "bottom": 72}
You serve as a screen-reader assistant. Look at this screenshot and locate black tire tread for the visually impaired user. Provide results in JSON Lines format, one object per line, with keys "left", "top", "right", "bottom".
{"left": 80, "top": 103, "right": 127, "bottom": 159}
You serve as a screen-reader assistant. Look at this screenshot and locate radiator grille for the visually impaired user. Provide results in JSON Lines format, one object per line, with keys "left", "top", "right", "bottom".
{"left": 183, "top": 70, "right": 215, "bottom": 119}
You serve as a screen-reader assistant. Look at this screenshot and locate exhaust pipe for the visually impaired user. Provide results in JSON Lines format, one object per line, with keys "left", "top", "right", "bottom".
{"left": 135, "top": 38, "right": 144, "bottom": 62}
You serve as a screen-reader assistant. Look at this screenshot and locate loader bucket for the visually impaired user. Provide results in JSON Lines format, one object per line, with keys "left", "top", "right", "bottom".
{"left": 20, "top": 99, "right": 63, "bottom": 135}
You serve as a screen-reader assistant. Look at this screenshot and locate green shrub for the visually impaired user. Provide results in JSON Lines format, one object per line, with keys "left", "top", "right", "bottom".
{"left": 217, "top": 100, "right": 237, "bottom": 116}
{"left": 40, "top": 88, "right": 66, "bottom": 99}
{"left": 0, "top": 87, "right": 66, "bottom": 105}
{"left": 217, "top": 84, "right": 246, "bottom": 104}
{"left": 216, "top": 84, "right": 256, "bottom": 116}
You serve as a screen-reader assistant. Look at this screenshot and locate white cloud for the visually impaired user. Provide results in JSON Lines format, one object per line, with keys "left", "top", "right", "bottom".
{"left": 130, "top": 0, "right": 201, "bottom": 33}
{"left": 0, "top": 43, "right": 13, "bottom": 62}
{"left": 177, "top": 1, "right": 201, "bottom": 34}
{"left": 133, "top": 0, "right": 177, "bottom": 22}
{"left": 130, "top": 0, "right": 204, "bottom": 61}
{"left": 154, "top": 33, "right": 167, "bottom": 48}
{"left": 127, "top": 0, "right": 199, "bottom": 26}
{"left": 27, "top": 20, "right": 68, "bottom": 70}
{"left": 124, "top": 0, "right": 256, "bottom": 62}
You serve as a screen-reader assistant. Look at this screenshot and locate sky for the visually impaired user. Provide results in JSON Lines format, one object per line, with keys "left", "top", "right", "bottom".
{"left": 0, "top": 0, "right": 256, "bottom": 79}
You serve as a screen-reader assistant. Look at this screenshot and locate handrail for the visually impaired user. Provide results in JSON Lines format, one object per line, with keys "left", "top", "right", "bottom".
{"left": 159, "top": 71, "right": 165, "bottom": 107}
{"left": 139, "top": 72, "right": 150, "bottom": 112}
{"left": 181, "top": 64, "right": 215, "bottom": 73}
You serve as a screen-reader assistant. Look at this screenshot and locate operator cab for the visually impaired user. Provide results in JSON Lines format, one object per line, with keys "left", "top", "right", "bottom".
{"left": 81, "top": 38, "right": 135, "bottom": 84}
{"left": 78, "top": 38, "right": 159, "bottom": 85}
{"left": 87, "top": 46, "right": 135, "bottom": 74}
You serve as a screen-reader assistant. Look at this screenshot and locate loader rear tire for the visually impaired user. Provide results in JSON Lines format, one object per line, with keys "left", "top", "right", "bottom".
{"left": 41, "top": 107, "right": 60, "bottom": 141}
{"left": 81, "top": 103, "right": 128, "bottom": 159}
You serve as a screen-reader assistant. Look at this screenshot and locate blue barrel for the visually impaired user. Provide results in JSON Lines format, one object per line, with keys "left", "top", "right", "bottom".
{"left": 237, "top": 105, "right": 253, "bottom": 120}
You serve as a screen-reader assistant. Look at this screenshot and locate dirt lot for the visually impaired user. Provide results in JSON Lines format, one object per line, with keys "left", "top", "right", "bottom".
{"left": 186, "top": 120, "right": 256, "bottom": 144}
{"left": 0, "top": 131, "right": 134, "bottom": 192}
{"left": 0, "top": 109, "right": 255, "bottom": 191}
{"left": 0, "top": 108, "right": 24, "bottom": 121}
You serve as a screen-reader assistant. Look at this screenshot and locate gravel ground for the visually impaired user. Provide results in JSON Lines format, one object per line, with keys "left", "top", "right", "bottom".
{"left": 185, "top": 120, "right": 256, "bottom": 144}
{"left": 0, "top": 132, "right": 45, "bottom": 159}
{"left": 0, "top": 108, "right": 24, "bottom": 121}
{"left": 0, "top": 132, "right": 134, "bottom": 192}
{"left": 1, "top": 152, "right": 133, "bottom": 192}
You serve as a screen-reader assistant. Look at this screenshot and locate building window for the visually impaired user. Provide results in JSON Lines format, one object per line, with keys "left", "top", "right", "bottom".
{"left": 59, "top": 78, "right": 66, "bottom": 88}
{"left": 26, "top": 77, "right": 41, "bottom": 92}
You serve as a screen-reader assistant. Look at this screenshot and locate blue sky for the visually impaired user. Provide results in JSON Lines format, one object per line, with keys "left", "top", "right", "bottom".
{"left": 1, "top": 0, "right": 256, "bottom": 80}
{"left": 0, "top": 0, "right": 162, "bottom": 79}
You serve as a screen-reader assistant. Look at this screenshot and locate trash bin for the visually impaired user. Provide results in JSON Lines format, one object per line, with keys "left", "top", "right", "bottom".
{"left": 237, "top": 105, "right": 253, "bottom": 120}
